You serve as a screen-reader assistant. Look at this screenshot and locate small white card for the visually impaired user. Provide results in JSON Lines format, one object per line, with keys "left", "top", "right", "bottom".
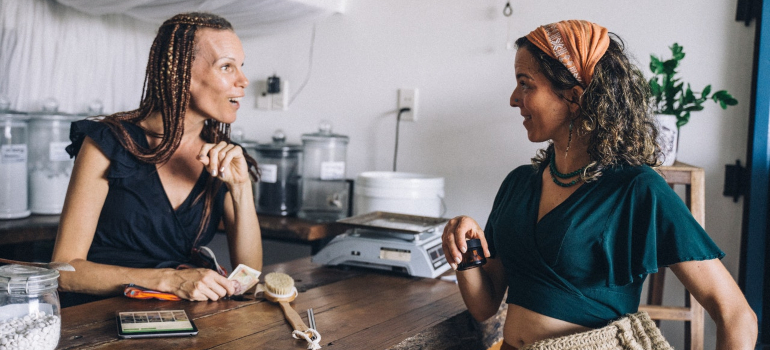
{"left": 320, "top": 161, "right": 345, "bottom": 180}
{"left": 227, "top": 264, "right": 261, "bottom": 295}
{"left": 0, "top": 144, "right": 26, "bottom": 164}
{"left": 259, "top": 164, "right": 278, "bottom": 183}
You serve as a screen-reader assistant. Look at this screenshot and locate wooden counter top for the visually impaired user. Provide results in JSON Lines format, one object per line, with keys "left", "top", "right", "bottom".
{"left": 0, "top": 214, "right": 347, "bottom": 245}
{"left": 56, "top": 257, "right": 504, "bottom": 349}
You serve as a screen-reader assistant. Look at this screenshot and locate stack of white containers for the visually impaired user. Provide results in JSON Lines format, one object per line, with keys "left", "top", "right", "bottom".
{"left": 0, "top": 98, "right": 103, "bottom": 220}
{"left": 354, "top": 171, "right": 445, "bottom": 218}
{"left": 27, "top": 100, "right": 82, "bottom": 215}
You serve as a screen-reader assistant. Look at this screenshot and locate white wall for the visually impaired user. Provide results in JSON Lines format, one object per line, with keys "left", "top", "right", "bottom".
{"left": 233, "top": 1, "right": 755, "bottom": 348}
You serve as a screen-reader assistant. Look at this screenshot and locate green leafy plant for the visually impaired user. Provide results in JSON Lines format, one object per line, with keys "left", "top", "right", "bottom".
{"left": 649, "top": 43, "right": 738, "bottom": 128}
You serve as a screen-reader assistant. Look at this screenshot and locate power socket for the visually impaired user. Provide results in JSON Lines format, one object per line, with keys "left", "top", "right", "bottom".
{"left": 398, "top": 88, "right": 418, "bottom": 121}
{"left": 256, "top": 79, "right": 289, "bottom": 111}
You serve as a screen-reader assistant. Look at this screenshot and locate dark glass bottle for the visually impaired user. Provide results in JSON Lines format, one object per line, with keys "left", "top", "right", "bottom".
{"left": 457, "top": 239, "right": 487, "bottom": 271}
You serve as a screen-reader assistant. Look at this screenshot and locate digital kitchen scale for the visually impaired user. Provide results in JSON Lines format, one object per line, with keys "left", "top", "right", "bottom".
{"left": 311, "top": 212, "right": 451, "bottom": 278}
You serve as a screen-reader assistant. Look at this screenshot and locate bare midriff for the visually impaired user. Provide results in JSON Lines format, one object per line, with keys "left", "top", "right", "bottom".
{"left": 503, "top": 303, "right": 592, "bottom": 348}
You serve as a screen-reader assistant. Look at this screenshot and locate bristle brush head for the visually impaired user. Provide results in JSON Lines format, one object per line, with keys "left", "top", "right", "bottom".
{"left": 264, "top": 272, "right": 295, "bottom": 296}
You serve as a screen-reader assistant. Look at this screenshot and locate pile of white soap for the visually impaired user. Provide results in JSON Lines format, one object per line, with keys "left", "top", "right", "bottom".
{"left": 0, "top": 312, "right": 60, "bottom": 350}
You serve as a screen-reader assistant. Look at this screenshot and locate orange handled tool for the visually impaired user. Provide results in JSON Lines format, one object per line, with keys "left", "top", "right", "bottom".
{"left": 123, "top": 284, "right": 181, "bottom": 301}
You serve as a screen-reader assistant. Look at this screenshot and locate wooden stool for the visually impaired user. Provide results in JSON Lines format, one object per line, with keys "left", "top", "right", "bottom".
{"left": 639, "top": 162, "right": 706, "bottom": 350}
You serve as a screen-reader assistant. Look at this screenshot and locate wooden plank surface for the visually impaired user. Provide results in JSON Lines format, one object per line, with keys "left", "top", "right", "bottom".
{"left": 56, "top": 258, "right": 493, "bottom": 350}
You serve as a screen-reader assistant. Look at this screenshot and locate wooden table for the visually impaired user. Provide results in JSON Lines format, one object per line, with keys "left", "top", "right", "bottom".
{"left": 56, "top": 258, "right": 504, "bottom": 350}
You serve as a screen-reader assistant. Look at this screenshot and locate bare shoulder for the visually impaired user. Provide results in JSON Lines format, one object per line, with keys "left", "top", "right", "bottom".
{"left": 72, "top": 136, "right": 111, "bottom": 175}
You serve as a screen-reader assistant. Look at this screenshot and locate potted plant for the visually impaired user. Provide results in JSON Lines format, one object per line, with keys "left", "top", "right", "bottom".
{"left": 648, "top": 43, "right": 738, "bottom": 166}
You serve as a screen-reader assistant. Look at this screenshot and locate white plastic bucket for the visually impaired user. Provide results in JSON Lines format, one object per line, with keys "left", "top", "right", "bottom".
{"left": 354, "top": 171, "right": 444, "bottom": 217}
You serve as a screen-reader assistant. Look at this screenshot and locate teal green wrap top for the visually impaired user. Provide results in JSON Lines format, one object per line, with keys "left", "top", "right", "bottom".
{"left": 484, "top": 164, "right": 724, "bottom": 328}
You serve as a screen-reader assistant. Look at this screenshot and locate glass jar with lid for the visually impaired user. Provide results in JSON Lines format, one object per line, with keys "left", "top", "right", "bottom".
{"left": 254, "top": 130, "right": 303, "bottom": 216}
{"left": 0, "top": 264, "right": 61, "bottom": 350}
{"left": 27, "top": 98, "right": 82, "bottom": 214}
{"left": 0, "top": 97, "right": 31, "bottom": 219}
{"left": 299, "top": 121, "right": 350, "bottom": 221}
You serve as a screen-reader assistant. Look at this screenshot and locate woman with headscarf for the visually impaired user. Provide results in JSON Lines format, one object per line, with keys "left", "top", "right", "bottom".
{"left": 442, "top": 20, "right": 756, "bottom": 349}
{"left": 52, "top": 12, "right": 262, "bottom": 305}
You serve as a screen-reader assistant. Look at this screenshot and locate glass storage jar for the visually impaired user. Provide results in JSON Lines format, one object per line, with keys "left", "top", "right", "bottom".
{"left": 0, "top": 264, "right": 61, "bottom": 350}
{"left": 299, "top": 121, "right": 350, "bottom": 221}
{"left": 254, "top": 130, "right": 303, "bottom": 216}
{"left": 0, "top": 106, "right": 31, "bottom": 219}
{"left": 27, "top": 100, "right": 81, "bottom": 214}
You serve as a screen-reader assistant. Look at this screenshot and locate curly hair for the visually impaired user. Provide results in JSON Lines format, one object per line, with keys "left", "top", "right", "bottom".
{"left": 98, "top": 12, "right": 259, "bottom": 244}
{"left": 515, "top": 34, "right": 661, "bottom": 181}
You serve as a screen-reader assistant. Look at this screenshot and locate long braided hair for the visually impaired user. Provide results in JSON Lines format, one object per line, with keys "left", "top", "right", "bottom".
{"left": 101, "top": 12, "right": 259, "bottom": 247}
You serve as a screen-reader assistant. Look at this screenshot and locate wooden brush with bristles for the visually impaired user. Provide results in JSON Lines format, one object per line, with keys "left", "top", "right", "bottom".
{"left": 263, "top": 272, "right": 313, "bottom": 339}
{"left": 264, "top": 272, "right": 296, "bottom": 297}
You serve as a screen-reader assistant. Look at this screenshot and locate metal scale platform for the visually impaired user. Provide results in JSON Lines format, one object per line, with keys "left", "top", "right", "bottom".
{"left": 311, "top": 212, "right": 451, "bottom": 278}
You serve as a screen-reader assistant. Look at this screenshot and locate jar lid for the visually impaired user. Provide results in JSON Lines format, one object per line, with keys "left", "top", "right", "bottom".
{"left": 301, "top": 120, "right": 349, "bottom": 143}
{"left": 0, "top": 96, "right": 29, "bottom": 120}
{"left": 238, "top": 140, "right": 259, "bottom": 149}
{"left": 0, "top": 265, "right": 59, "bottom": 295}
{"left": 466, "top": 238, "right": 482, "bottom": 249}
{"left": 0, "top": 110, "right": 30, "bottom": 121}
{"left": 256, "top": 130, "right": 302, "bottom": 153}
{"left": 27, "top": 98, "right": 82, "bottom": 121}
{"left": 28, "top": 113, "right": 81, "bottom": 121}
{"left": 27, "top": 109, "right": 82, "bottom": 121}
{"left": 0, "top": 95, "right": 10, "bottom": 111}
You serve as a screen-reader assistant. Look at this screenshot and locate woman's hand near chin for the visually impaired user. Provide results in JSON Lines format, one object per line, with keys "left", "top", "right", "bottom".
{"left": 197, "top": 141, "right": 251, "bottom": 187}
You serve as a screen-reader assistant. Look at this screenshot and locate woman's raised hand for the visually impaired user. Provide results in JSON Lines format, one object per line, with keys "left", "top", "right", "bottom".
{"left": 197, "top": 141, "right": 250, "bottom": 186}
{"left": 442, "top": 216, "right": 491, "bottom": 270}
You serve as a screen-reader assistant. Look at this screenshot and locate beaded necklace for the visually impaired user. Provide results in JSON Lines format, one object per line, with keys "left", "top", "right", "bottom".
{"left": 549, "top": 153, "right": 587, "bottom": 187}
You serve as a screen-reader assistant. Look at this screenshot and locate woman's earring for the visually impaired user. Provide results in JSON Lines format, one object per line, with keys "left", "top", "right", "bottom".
{"left": 565, "top": 120, "right": 573, "bottom": 158}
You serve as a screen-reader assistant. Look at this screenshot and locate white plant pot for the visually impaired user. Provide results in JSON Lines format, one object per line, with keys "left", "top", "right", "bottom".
{"left": 656, "top": 114, "right": 678, "bottom": 166}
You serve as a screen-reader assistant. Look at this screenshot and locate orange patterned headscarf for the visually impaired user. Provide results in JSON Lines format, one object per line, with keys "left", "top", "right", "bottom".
{"left": 525, "top": 20, "right": 609, "bottom": 87}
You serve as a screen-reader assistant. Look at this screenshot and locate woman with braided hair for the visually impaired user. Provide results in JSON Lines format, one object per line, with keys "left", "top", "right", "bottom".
{"left": 52, "top": 12, "right": 262, "bottom": 305}
{"left": 442, "top": 20, "right": 756, "bottom": 349}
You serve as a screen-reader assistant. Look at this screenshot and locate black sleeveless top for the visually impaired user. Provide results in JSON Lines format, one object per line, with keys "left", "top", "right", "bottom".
{"left": 66, "top": 120, "right": 227, "bottom": 269}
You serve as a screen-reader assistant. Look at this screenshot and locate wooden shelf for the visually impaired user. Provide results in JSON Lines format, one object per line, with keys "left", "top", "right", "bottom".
{"left": 0, "top": 214, "right": 347, "bottom": 248}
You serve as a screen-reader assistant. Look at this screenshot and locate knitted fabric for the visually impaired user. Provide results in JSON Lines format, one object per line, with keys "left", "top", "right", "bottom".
{"left": 522, "top": 312, "right": 673, "bottom": 350}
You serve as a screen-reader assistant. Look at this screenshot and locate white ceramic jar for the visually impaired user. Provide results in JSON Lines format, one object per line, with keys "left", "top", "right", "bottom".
{"left": 0, "top": 110, "right": 31, "bottom": 219}
{"left": 27, "top": 112, "right": 80, "bottom": 214}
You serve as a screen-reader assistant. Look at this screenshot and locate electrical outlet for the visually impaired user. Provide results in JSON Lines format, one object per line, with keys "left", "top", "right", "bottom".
{"left": 256, "top": 79, "right": 289, "bottom": 111}
{"left": 398, "top": 88, "right": 418, "bottom": 121}
{"left": 272, "top": 80, "right": 289, "bottom": 111}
